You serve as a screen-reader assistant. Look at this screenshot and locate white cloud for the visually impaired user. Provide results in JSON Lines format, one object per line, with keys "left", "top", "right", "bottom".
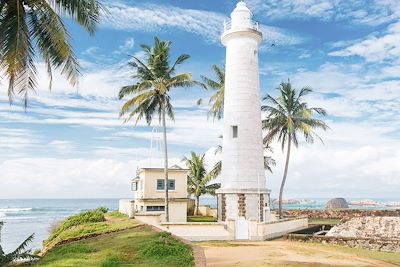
{"left": 247, "top": 0, "right": 400, "bottom": 26}
{"left": 122, "top": 37, "right": 134, "bottom": 50}
{"left": 0, "top": 128, "right": 41, "bottom": 159}
{"left": 290, "top": 63, "right": 363, "bottom": 93}
{"left": 0, "top": 157, "right": 177, "bottom": 198}
{"left": 329, "top": 22, "right": 400, "bottom": 62}
{"left": 101, "top": 2, "right": 302, "bottom": 46}
{"left": 268, "top": 121, "right": 400, "bottom": 198}
{"left": 114, "top": 110, "right": 223, "bottom": 148}
{"left": 286, "top": 62, "right": 400, "bottom": 123}
{"left": 48, "top": 140, "right": 75, "bottom": 153}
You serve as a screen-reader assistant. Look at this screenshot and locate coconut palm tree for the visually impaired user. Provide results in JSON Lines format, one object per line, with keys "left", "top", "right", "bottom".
{"left": 262, "top": 80, "right": 328, "bottom": 219}
{"left": 182, "top": 152, "right": 220, "bottom": 215}
{"left": 198, "top": 65, "right": 224, "bottom": 120}
{"left": 0, "top": 0, "right": 103, "bottom": 107}
{"left": 119, "top": 37, "right": 195, "bottom": 222}
{"left": 0, "top": 221, "right": 37, "bottom": 265}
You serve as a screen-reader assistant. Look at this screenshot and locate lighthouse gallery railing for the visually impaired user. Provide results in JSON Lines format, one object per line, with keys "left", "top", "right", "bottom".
{"left": 223, "top": 20, "right": 260, "bottom": 32}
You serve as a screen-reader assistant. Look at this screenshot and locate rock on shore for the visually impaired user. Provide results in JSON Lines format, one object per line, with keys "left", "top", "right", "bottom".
{"left": 325, "top": 198, "right": 349, "bottom": 210}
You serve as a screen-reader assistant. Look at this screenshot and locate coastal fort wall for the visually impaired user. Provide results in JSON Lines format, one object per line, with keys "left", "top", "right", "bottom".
{"left": 284, "top": 209, "right": 400, "bottom": 219}
{"left": 286, "top": 216, "right": 400, "bottom": 253}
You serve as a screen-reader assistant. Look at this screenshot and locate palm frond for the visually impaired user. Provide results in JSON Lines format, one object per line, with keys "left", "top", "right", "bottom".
{"left": 169, "top": 54, "right": 190, "bottom": 74}
{"left": 119, "top": 37, "right": 193, "bottom": 128}
{"left": 201, "top": 64, "right": 225, "bottom": 120}
{"left": 0, "top": 0, "right": 101, "bottom": 107}
{"left": 0, "top": 0, "right": 37, "bottom": 107}
{"left": 262, "top": 80, "right": 328, "bottom": 151}
{"left": 51, "top": 0, "right": 103, "bottom": 35}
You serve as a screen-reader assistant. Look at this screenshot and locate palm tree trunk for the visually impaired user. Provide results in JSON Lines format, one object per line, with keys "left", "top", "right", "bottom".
{"left": 161, "top": 102, "right": 169, "bottom": 222}
{"left": 279, "top": 136, "right": 292, "bottom": 219}
{"left": 195, "top": 195, "right": 200, "bottom": 216}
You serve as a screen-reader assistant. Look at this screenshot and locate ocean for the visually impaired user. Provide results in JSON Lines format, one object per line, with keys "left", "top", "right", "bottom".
{"left": 1, "top": 197, "right": 399, "bottom": 253}
{"left": 0, "top": 199, "right": 119, "bottom": 253}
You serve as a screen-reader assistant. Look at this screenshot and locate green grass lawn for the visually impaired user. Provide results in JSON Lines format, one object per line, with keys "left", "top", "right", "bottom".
{"left": 33, "top": 226, "right": 194, "bottom": 267}
{"left": 42, "top": 210, "right": 141, "bottom": 252}
{"left": 308, "top": 218, "right": 341, "bottom": 225}
{"left": 187, "top": 216, "right": 217, "bottom": 222}
{"left": 31, "top": 208, "right": 194, "bottom": 266}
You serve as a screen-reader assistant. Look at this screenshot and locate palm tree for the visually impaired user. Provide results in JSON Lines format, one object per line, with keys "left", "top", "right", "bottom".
{"left": 0, "top": 221, "right": 37, "bottom": 265}
{"left": 262, "top": 80, "right": 328, "bottom": 219}
{"left": 0, "top": 0, "right": 102, "bottom": 107}
{"left": 182, "top": 152, "right": 220, "bottom": 215}
{"left": 198, "top": 65, "right": 224, "bottom": 120}
{"left": 119, "top": 37, "right": 195, "bottom": 222}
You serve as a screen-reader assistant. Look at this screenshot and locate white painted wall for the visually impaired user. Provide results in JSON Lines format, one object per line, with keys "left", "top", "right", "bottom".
{"left": 262, "top": 218, "right": 308, "bottom": 239}
{"left": 160, "top": 223, "right": 231, "bottom": 241}
{"left": 118, "top": 199, "right": 135, "bottom": 218}
{"left": 220, "top": 2, "right": 265, "bottom": 192}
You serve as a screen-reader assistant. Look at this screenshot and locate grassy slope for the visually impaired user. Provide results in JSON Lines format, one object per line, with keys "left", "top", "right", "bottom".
{"left": 33, "top": 210, "right": 193, "bottom": 267}
{"left": 42, "top": 211, "right": 141, "bottom": 252}
{"left": 34, "top": 226, "right": 194, "bottom": 267}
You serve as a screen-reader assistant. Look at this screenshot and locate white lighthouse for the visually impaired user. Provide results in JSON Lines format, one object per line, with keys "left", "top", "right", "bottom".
{"left": 217, "top": 1, "right": 270, "bottom": 227}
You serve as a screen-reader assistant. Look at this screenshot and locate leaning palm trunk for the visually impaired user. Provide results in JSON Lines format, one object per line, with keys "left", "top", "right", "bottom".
{"left": 161, "top": 102, "right": 170, "bottom": 222}
{"left": 279, "top": 136, "right": 292, "bottom": 219}
{"left": 195, "top": 195, "right": 200, "bottom": 216}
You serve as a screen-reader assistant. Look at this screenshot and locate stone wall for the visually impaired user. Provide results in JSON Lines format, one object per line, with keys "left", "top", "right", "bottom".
{"left": 284, "top": 209, "right": 400, "bottom": 219}
{"left": 285, "top": 234, "right": 400, "bottom": 253}
{"left": 326, "top": 216, "right": 400, "bottom": 239}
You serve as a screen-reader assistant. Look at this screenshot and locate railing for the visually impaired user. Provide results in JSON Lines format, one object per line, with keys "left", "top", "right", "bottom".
{"left": 223, "top": 19, "right": 260, "bottom": 32}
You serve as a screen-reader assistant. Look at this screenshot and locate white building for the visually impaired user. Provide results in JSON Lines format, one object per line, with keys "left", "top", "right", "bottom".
{"left": 120, "top": 167, "right": 190, "bottom": 222}
{"left": 217, "top": 1, "right": 270, "bottom": 226}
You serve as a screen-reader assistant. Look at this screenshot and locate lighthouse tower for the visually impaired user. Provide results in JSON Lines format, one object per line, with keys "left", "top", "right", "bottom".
{"left": 217, "top": 1, "right": 270, "bottom": 226}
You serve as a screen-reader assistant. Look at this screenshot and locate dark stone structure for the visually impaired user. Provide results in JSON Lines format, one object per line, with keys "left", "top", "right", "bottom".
{"left": 325, "top": 198, "right": 349, "bottom": 210}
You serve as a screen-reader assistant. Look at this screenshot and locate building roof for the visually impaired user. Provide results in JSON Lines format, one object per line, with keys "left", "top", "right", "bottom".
{"left": 139, "top": 167, "right": 189, "bottom": 171}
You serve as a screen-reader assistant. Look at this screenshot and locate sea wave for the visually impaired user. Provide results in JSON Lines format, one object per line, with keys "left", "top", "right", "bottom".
{"left": 0, "top": 208, "right": 33, "bottom": 213}
{"left": 0, "top": 212, "right": 5, "bottom": 218}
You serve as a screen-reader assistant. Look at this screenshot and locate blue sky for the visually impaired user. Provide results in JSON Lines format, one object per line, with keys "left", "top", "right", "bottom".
{"left": 1, "top": 0, "right": 399, "bottom": 199}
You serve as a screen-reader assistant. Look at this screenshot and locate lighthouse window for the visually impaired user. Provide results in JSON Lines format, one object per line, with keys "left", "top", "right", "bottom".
{"left": 232, "top": 126, "right": 238, "bottom": 138}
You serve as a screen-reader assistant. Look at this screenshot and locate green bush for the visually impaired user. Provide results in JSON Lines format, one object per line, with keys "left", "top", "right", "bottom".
{"left": 46, "top": 208, "right": 107, "bottom": 243}
{"left": 100, "top": 255, "right": 122, "bottom": 267}
{"left": 97, "top": 207, "right": 109, "bottom": 213}
{"left": 108, "top": 210, "right": 127, "bottom": 219}
{"left": 140, "top": 232, "right": 193, "bottom": 265}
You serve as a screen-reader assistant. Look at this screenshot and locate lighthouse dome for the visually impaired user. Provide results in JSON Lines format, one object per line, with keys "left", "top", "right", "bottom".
{"left": 233, "top": 1, "right": 252, "bottom": 14}
{"left": 231, "top": 1, "right": 253, "bottom": 29}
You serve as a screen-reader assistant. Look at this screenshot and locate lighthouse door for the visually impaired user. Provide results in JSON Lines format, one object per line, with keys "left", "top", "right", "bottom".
{"left": 235, "top": 217, "right": 249, "bottom": 240}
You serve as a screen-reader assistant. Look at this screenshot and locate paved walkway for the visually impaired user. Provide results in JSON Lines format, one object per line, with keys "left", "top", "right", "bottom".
{"left": 201, "top": 240, "right": 397, "bottom": 266}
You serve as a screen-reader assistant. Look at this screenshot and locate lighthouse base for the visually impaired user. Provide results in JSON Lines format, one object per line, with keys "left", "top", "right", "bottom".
{"left": 216, "top": 189, "right": 271, "bottom": 223}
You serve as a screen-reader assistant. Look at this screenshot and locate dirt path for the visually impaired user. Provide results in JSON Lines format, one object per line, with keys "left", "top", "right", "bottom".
{"left": 201, "top": 240, "right": 398, "bottom": 267}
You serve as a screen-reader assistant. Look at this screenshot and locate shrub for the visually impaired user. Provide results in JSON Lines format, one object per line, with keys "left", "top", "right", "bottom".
{"left": 46, "top": 208, "right": 107, "bottom": 243}
{"left": 109, "top": 210, "right": 127, "bottom": 219}
{"left": 98, "top": 207, "right": 109, "bottom": 213}
{"left": 140, "top": 232, "right": 193, "bottom": 264}
{"left": 100, "top": 255, "right": 123, "bottom": 267}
